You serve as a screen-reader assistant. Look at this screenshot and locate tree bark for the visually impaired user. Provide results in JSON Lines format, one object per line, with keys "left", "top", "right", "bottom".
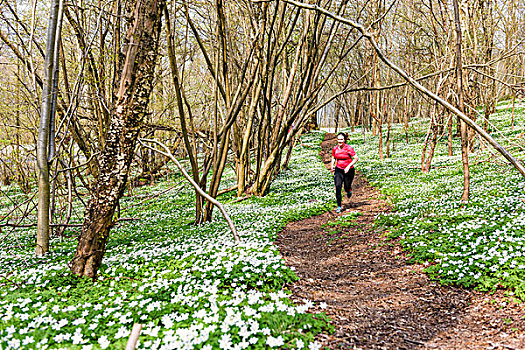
{"left": 386, "top": 105, "right": 392, "bottom": 158}
{"left": 237, "top": 79, "right": 262, "bottom": 197}
{"left": 70, "top": 0, "right": 166, "bottom": 278}
{"left": 453, "top": 0, "right": 470, "bottom": 201}
{"left": 36, "top": 0, "right": 62, "bottom": 256}
{"left": 404, "top": 86, "right": 409, "bottom": 143}
{"left": 164, "top": 8, "right": 203, "bottom": 223}
{"left": 448, "top": 113, "right": 453, "bottom": 156}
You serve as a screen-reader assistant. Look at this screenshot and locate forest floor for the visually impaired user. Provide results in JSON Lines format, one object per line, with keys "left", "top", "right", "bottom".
{"left": 276, "top": 133, "right": 525, "bottom": 350}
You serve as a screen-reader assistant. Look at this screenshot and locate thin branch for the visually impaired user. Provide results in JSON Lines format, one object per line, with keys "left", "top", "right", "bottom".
{"left": 138, "top": 138, "right": 240, "bottom": 243}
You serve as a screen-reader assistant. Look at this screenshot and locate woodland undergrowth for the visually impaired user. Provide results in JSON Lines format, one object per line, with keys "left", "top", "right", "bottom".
{"left": 0, "top": 132, "right": 334, "bottom": 350}
{"left": 357, "top": 104, "right": 525, "bottom": 301}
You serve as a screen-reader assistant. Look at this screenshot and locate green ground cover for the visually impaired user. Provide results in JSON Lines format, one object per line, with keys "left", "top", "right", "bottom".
{"left": 350, "top": 105, "right": 525, "bottom": 300}
{"left": 3, "top": 104, "right": 524, "bottom": 349}
{"left": 0, "top": 132, "right": 335, "bottom": 349}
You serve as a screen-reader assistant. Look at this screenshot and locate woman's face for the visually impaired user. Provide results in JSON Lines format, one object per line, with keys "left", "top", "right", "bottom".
{"left": 337, "top": 136, "right": 345, "bottom": 145}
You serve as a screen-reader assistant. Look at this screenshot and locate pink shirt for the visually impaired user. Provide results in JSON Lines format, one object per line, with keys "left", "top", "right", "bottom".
{"left": 332, "top": 144, "right": 356, "bottom": 169}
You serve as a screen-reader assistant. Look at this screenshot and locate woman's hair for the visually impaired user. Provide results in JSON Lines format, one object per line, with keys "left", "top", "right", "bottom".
{"left": 337, "top": 132, "right": 348, "bottom": 142}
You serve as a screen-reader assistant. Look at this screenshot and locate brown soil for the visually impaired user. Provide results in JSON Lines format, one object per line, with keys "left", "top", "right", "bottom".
{"left": 277, "top": 133, "right": 525, "bottom": 350}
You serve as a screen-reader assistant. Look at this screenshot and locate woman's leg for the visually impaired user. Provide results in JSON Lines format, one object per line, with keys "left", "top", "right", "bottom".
{"left": 344, "top": 167, "right": 355, "bottom": 197}
{"left": 334, "top": 168, "right": 344, "bottom": 207}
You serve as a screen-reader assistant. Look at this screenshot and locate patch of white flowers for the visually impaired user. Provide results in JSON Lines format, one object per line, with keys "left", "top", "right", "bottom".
{"left": 348, "top": 106, "right": 525, "bottom": 299}
{"left": 0, "top": 132, "right": 331, "bottom": 349}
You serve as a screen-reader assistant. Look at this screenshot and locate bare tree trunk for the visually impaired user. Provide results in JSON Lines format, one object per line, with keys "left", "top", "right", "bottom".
{"left": 422, "top": 75, "right": 445, "bottom": 172}
{"left": 282, "top": 127, "right": 303, "bottom": 171}
{"left": 352, "top": 93, "right": 360, "bottom": 132}
{"left": 377, "top": 110, "right": 383, "bottom": 160}
{"left": 422, "top": 114, "right": 439, "bottom": 173}
{"left": 237, "top": 80, "right": 262, "bottom": 196}
{"left": 70, "top": 0, "right": 166, "bottom": 278}
{"left": 421, "top": 115, "right": 432, "bottom": 172}
{"left": 370, "top": 52, "right": 382, "bottom": 156}
{"left": 404, "top": 86, "right": 409, "bottom": 143}
{"left": 334, "top": 103, "right": 340, "bottom": 133}
{"left": 386, "top": 104, "right": 392, "bottom": 158}
{"left": 164, "top": 8, "right": 203, "bottom": 223}
{"left": 15, "top": 60, "right": 22, "bottom": 188}
{"left": 369, "top": 51, "right": 378, "bottom": 138}
{"left": 36, "top": 0, "right": 62, "bottom": 256}
{"left": 448, "top": 113, "right": 453, "bottom": 156}
{"left": 453, "top": 0, "right": 469, "bottom": 201}
{"left": 480, "top": 0, "right": 495, "bottom": 132}
{"left": 424, "top": 130, "right": 439, "bottom": 172}
{"left": 203, "top": 131, "right": 230, "bottom": 221}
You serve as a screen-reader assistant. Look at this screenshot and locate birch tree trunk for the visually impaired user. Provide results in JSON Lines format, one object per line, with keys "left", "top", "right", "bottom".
{"left": 70, "top": 0, "right": 166, "bottom": 278}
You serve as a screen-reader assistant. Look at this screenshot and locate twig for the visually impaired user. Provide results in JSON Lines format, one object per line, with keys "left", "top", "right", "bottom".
{"left": 404, "top": 338, "right": 426, "bottom": 346}
{"left": 116, "top": 218, "right": 139, "bottom": 222}
{"left": 0, "top": 191, "right": 37, "bottom": 224}
{"left": 56, "top": 152, "right": 100, "bottom": 174}
{"left": 125, "top": 323, "right": 142, "bottom": 350}
{"left": 0, "top": 274, "right": 23, "bottom": 289}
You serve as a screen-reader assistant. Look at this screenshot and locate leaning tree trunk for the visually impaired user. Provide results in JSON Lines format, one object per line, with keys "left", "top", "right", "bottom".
{"left": 70, "top": 0, "right": 166, "bottom": 278}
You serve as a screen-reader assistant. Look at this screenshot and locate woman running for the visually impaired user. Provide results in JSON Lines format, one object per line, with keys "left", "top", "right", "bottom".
{"left": 330, "top": 132, "right": 359, "bottom": 213}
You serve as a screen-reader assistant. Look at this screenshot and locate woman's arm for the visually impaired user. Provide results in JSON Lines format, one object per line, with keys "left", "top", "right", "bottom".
{"left": 331, "top": 156, "right": 336, "bottom": 171}
{"left": 344, "top": 154, "right": 359, "bottom": 173}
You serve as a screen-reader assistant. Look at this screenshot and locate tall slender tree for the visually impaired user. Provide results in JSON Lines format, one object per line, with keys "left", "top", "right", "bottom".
{"left": 36, "top": 0, "right": 64, "bottom": 256}
{"left": 453, "top": 0, "right": 470, "bottom": 201}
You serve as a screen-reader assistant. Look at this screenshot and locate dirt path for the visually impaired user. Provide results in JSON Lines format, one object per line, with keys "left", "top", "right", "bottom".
{"left": 277, "top": 133, "right": 525, "bottom": 350}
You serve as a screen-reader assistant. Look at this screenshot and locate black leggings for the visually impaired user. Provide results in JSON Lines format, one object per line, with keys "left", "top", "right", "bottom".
{"left": 334, "top": 167, "right": 355, "bottom": 207}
